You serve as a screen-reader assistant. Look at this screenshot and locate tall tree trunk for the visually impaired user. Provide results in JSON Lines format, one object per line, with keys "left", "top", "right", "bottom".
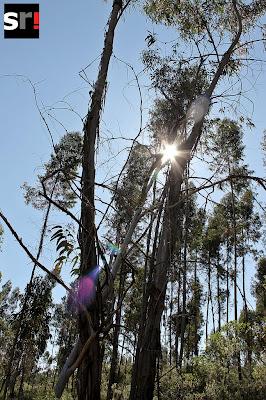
{"left": 229, "top": 176, "right": 242, "bottom": 381}
{"left": 106, "top": 264, "right": 125, "bottom": 400}
{"left": 78, "top": 2, "right": 124, "bottom": 399}
{"left": 169, "top": 281, "right": 173, "bottom": 365}
{"left": 179, "top": 169, "right": 189, "bottom": 367}
{"left": 217, "top": 252, "right": 221, "bottom": 331}
{"left": 130, "top": 164, "right": 183, "bottom": 400}
{"left": 229, "top": 177, "right": 238, "bottom": 322}
{"left": 242, "top": 254, "right": 248, "bottom": 320}
{"left": 194, "top": 253, "right": 199, "bottom": 357}
{"left": 242, "top": 254, "right": 252, "bottom": 372}
{"left": 226, "top": 240, "right": 230, "bottom": 326}
{"left": 205, "top": 253, "right": 211, "bottom": 343}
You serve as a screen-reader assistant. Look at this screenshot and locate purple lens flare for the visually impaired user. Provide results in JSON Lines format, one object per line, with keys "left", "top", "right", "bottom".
{"left": 68, "top": 265, "right": 101, "bottom": 311}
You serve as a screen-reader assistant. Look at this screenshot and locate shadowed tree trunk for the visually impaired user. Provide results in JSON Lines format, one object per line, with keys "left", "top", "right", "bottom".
{"left": 130, "top": 163, "right": 184, "bottom": 399}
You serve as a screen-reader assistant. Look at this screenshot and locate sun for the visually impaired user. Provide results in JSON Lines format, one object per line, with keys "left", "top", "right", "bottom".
{"left": 161, "top": 143, "right": 178, "bottom": 164}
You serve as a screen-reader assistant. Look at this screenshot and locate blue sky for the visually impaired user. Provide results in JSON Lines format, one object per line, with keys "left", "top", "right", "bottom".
{"left": 0, "top": 0, "right": 265, "bottom": 311}
{"left": 0, "top": 0, "right": 161, "bottom": 300}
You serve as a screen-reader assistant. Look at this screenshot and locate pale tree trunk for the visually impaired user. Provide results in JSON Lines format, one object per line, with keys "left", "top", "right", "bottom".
{"left": 242, "top": 254, "right": 252, "bottom": 373}
{"left": 217, "top": 252, "right": 221, "bottom": 331}
{"left": 205, "top": 253, "right": 211, "bottom": 343}
{"left": 226, "top": 240, "right": 230, "bottom": 326}
{"left": 194, "top": 254, "right": 199, "bottom": 356}
{"left": 179, "top": 168, "right": 189, "bottom": 368}
{"left": 106, "top": 264, "right": 125, "bottom": 400}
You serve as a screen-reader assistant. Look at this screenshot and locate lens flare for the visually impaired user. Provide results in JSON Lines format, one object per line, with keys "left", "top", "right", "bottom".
{"left": 106, "top": 242, "right": 120, "bottom": 256}
{"left": 161, "top": 143, "right": 178, "bottom": 163}
{"left": 68, "top": 265, "right": 100, "bottom": 311}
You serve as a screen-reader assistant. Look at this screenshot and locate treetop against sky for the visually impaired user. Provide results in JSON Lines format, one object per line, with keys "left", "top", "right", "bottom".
{"left": 0, "top": 0, "right": 265, "bottom": 301}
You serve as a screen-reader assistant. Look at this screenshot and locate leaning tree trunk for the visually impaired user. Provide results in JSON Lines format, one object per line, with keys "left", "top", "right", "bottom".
{"left": 78, "top": 1, "right": 123, "bottom": 399}
{"left": 130, "top": 164, "right": 184, "bottom": 400}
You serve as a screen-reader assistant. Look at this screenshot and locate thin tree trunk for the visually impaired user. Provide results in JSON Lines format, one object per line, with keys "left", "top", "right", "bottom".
{"left": 194, "top": 253, "right": 199, "bottom": 356}
{"left": 229, "top": 176, "right": 242, "bottom": 381}
{"left": 179, "top": 169, "right": 189, "bottom": 367}
{"left": 176, "top": 266, "right": 181, "bottom": 367}
{"left": 242, "top": 254, "right": 248, "bottom": 320}
{"left": 210, "top": 283, "right": 216, "bottom": 334}
{"left": 242, "top": 254, "right": 252, "bottom": 372}
{"left": 217, "top": 252, "right": 221, "bottom": 331}
{"left": 205, "top": 254, "right": 211, "bottom": 344}
{"left": 1, "top": 201, "right": 52, "bottom": 399}
{"left": 230, "top": 177, "right": 238, "bottom": 322}
{"left": 106, "top": 265, "right": 125, "bottom": 400}
{"left": 226, "top": 240, "right": 230, "bottom": 326}
{"left": 169, "top": 281, "right": 173, "bottom": 365}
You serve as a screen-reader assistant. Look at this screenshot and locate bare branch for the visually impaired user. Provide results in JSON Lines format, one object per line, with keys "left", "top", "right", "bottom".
{"left": 0, "top": 210, "right": 70, "bottom": 292}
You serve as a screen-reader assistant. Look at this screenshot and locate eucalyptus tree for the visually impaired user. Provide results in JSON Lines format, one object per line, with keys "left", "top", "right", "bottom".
{"left": 106, "top": 143, "right": 152, "bottom": 400}
{"left": 175, "top": 187, "right": 205, "bottom": 367}
{"left": 204, "top": 118, "right": 263, "bottom": 326}
{"left": 0, "top": 1, "right": 265, "bottom": 399}
{"left": 0, "top": 278, "right": 20, "bottom": 379}
{"left": 3, "top": 276, "right": 54, "bottom": 399}
{"left": 253, "top": 257, "right": 266, "bottom": 317}
{"left": 129, "top": 1, "right": 266, "bottom": 398}
{"left": 55, "top": 2, "right": 136, "bottom": 399}
{"left": 1, "top": 131, "right": 83, "bottom": 400}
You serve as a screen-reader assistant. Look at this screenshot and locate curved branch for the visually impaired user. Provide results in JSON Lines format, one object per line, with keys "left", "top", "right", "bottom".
{"left": 0, "top": 210, "right": 70, "bottom": 292}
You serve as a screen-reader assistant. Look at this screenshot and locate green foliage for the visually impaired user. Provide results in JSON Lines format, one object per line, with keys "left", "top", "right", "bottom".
{"left": 144, "top": 0, "right": 266, "bottom": 39}
{"left": 0, "top": 278, "right": 20, "bottom": 371}
{"left": 113, "top": 143, "right": 152, "bottom": 227}
{"left": 15, "top": 277, "right": 54, "bottom": 358}
{"left": 155, "top": 320, "right": 266, "bottom": 400}
{"left": 143, "top": 58, "right": 209, "bottom": 143}
{"left": 22, "top": 131, "right": 82, "bottom": 209}
{"left": 253, "top": 257, "right": 266, "bottom": 317}
{"left": 205, "top": 119, "right": 245, "bottom": 167}
{"left": 50, "top": 225, "right": 80, "bottom": 276}
{"left": 184, "top": 278, "right": 204, "bottom": 358}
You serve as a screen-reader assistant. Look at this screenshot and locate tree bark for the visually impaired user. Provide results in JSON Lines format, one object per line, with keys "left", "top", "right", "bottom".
{"left": 77, "top": 1, "right": 123, "bottom": 399}
{"left": 130, "top": 164, "right": 183, "bottom": 400}
{"left": 106, "top": 264, "right": 125, "bottom": 400}
{"left": 178, "top": 169, "right": 189, "bottom": 367}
